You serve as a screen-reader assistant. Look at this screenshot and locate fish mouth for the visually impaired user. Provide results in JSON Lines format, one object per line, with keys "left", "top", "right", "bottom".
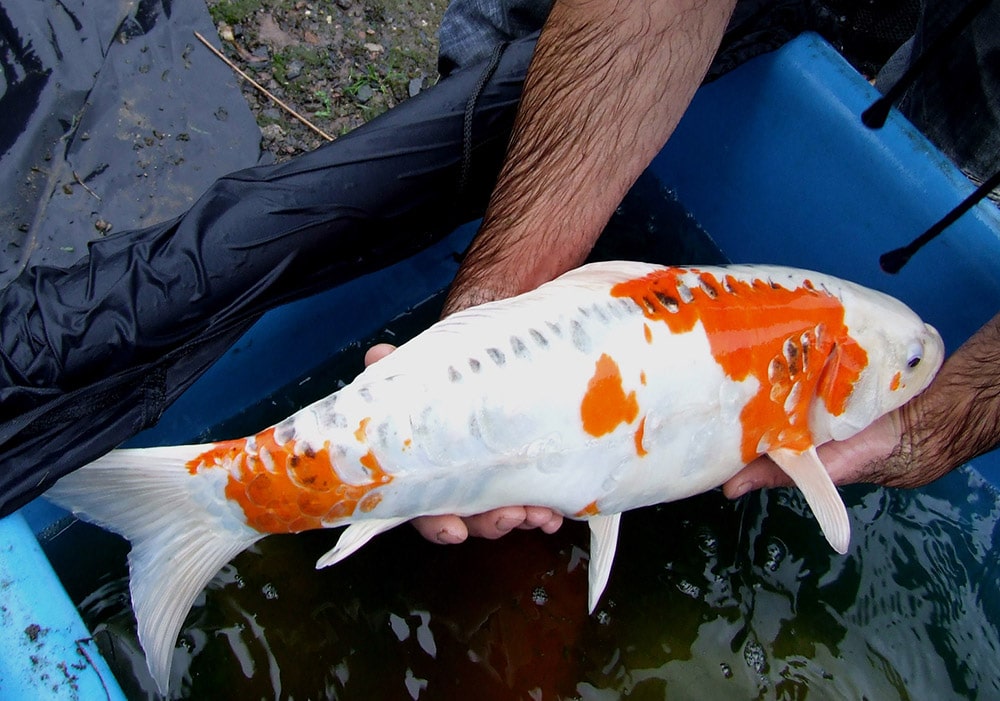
{"left": 921, "top": 323, "right": 946, "bottom": 383}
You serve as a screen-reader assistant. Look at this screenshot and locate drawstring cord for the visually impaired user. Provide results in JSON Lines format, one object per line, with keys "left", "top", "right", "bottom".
{"left": 458, "top": 41, "right": 509, "bottom": 196}
{"left": 880, "top": 169, "right": 1000, "bottom": 273}
{"left": 862, "top": 0, "right": 997, "bottom": 273}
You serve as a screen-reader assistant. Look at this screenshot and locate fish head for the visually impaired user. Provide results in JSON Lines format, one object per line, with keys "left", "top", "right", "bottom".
{"left": 764, "top": 278, "right": 943, "bottom": 557}
{"left": 810, "top": 281, "right": 944, "bottom": 443}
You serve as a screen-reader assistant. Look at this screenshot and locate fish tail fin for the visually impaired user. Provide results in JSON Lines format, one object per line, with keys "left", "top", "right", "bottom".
{"left": 45, "top": 446, "right": 263, "bottom": 695}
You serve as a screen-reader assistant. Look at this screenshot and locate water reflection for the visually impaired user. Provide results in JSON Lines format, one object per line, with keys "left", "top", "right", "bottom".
{"left": 49, "top": 467, "right": 1000, "bottom": 700}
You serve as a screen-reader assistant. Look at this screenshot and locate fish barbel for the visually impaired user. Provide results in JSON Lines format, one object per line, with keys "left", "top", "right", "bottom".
{"left": 46, "top": 261, "right": 944, "bottom": 693}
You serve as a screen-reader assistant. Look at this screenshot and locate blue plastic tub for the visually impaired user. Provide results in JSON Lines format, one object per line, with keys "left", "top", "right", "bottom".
{"left": 2, "top": 32, "right": 999, "bottom": 698}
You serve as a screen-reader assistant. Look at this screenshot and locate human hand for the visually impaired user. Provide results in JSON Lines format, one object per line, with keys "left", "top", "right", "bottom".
{"left": 722, "top": 390, "right": 955, "bottom": 499}
{"left": 364, "top": 343, "right": 565, "bottom": 544}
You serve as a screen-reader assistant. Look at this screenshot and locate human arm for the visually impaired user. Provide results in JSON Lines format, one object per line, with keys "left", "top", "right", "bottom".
{"left": 412, "top": 0, "right": 736, "bottom": 542}
{"left": 723, "top": 311, "right": 1000, "bottom": 498}
{"left": 442, "top": 0, "right": 738, "bottom": 315}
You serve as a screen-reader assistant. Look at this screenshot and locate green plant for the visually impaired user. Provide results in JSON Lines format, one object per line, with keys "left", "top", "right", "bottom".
{"left": 314, "top": 90, "right": 333, "bottom": 118}
{"left": 208, "top": 0, "right": 261, "bottom": 26}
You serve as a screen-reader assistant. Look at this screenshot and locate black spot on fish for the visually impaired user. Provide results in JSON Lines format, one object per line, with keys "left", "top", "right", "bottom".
{"left": 547, "top": 321, "right": 562, "bottom": 337}
{"left": 469, "top": 358, "right": 482, "bottom": 373}
{"left": 330, "top": 413, "right": 348, "bottom": 429}
{"left": 274, "top": 418, "right": 297, "bottom": 444}
{"left": 511, "top": 336, "right": 529, "bottom": 358}
{"left": 591, "top": 303, "right": 609, "bottom": 323}
{"left": 654, "top": 292, "right": 679, "bottom": 313}
{"left": 578, "top": 306, "right": 591, "bottom": 317}
{"left": 486, "top": 347, "right": 506, "bottom": 366}
{"left": 448, "top": 366, "right": 462, "bottom": 383}
{"left": 783, "top": 338, "right": 800, "bottom": 376}
{"left": 469, "top": 413, "right": 482, "bottom": 440}
{"left": 529, "top": 328, "right": 548, "bottom": 347}
{"left": 313, "top": 396, "right": 348, "bottom": 428}
{"left": 699, "top": 278, "right": 719, "bottom": 298}
{"left": 571, "top": 319, "right": 590, "bottom": 352}
{"left": 617, "top": 298, "right": 640, "bottom": 316}
{"left": 358, "top": 387, "right": 374, "bottom": 402}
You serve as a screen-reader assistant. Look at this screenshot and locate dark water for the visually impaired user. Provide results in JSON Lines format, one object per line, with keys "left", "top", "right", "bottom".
{"left": 39, "top": 181, "right": 1000, "bottom": 698}
{"left": 43, "top": 463, "right": 1000, "bottom": 700}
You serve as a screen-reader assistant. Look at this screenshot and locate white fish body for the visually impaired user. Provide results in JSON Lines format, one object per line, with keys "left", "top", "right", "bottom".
{"left": 46, "top": 261, "right": 945, "bottom": 694}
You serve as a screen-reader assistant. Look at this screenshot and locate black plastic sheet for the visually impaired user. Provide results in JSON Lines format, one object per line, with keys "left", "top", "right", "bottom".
{"left": 0, "top": 4, "right": 535, "bottom": 515}
{"left": 0, "top": 0, "right": 263, "bottom": 287}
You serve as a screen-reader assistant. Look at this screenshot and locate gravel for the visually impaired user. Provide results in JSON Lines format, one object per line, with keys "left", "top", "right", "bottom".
{"left": 205, "top": 0, "right": 446, "bottom": 162}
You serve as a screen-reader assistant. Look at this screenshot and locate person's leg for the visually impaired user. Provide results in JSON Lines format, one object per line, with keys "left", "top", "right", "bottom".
{"left": 438, "top": 0, "right": 552, "bottom": 76}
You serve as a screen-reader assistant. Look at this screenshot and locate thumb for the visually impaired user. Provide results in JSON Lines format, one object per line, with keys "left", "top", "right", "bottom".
{"left": 722, "top": 455, "right": 793, "bottom": 499}
{"left": 364, "top": 343, "right": 397, "bottom": 367}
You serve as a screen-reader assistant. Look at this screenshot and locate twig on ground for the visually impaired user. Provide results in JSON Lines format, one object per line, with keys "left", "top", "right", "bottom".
{"left": 194, "top": 30, "right": 334, "bottom": 142}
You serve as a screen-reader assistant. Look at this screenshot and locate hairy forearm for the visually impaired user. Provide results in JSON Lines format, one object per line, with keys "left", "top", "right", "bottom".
{"left": 881, "top": 311, "right": 1000, "bottom": 487}
{"left": 444, "top": 0, "right": 736, "bottom": 314}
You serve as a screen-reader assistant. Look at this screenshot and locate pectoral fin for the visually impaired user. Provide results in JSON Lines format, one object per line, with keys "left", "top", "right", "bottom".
{"left": 315, "top": 517, "right": 409, "bottom": 569}
{"left": 587, "top": 512, "right": 622, "bottom": 613}
{"left": 767, "top": 446, "right": 851, "bottom": 554}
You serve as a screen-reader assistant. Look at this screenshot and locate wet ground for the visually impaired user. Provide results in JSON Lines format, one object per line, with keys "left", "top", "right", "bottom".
{"left": 204, "top": 0, "right": 446, "bottom": 162}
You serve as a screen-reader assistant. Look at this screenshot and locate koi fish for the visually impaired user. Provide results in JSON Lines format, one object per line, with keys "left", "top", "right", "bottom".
{"left": 46, "top": 262, "right": 944, "bottom": 694}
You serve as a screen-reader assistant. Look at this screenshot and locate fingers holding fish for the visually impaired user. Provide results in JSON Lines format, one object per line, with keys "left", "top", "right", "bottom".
{"left": 411, "top": 506, "right": 564, "bottom": 543}
{"left": 410, "top": 513, "right": 469, "bottom": 544}
{"left": 723, "top": 407, "right": 908, "bottom": 498}
{"left": 364, "top": 342, "right": 396, "bottom": 366}
{"left": 364, "top": 342, "right": 566, "bottom": 544}
{"left": 518, "top": 505, "right": 564, "bottom": 533}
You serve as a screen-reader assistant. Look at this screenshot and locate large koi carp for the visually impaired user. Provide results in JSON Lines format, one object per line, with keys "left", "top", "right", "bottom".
{"left": 46, "top": 262, "right": 944, "bottom": 693}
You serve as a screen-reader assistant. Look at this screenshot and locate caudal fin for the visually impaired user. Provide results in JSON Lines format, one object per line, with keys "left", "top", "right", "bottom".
{"left": 45, "top": 446, "right": 263, "bottom": 695}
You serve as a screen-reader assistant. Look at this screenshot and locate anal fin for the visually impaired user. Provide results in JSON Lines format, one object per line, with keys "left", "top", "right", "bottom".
{"left": 587, "top": 512, "right": 622, "bottom": 613}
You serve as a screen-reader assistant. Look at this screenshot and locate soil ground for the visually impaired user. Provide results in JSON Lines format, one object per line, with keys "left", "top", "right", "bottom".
{"left": 204, "top": 0, "right": 446, "bottom": 162}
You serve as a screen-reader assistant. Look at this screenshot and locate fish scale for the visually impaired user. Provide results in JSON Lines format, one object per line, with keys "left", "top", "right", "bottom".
{"left": 45, "top": 261, "right": 944, "bottom": 695}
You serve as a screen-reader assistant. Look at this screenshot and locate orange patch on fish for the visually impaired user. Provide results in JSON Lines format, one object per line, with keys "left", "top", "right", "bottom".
{"left": 187, "top": 428, "right": 392, "bottom": 534}
{"left": 576, "top": 500, "right": 601, "bottom": 517}
{"left": 633, "top": 416, "right": 648, "bottom": 457}
{"left": 890, "top": 371, "right": 901, "bottom": 391}
{"left": 611, "top": 269, "right": 868, "bottom": 461}
{"left": 354, "top": 417, "right": 370, "bottom": 442}
{"left": 580, "top": 354, "right": 639, "bottom": 437}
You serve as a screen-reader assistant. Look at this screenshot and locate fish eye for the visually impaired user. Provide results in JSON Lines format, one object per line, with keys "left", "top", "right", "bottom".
{"left": 906, "top": 341, "right": 924, "bottom": 369}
